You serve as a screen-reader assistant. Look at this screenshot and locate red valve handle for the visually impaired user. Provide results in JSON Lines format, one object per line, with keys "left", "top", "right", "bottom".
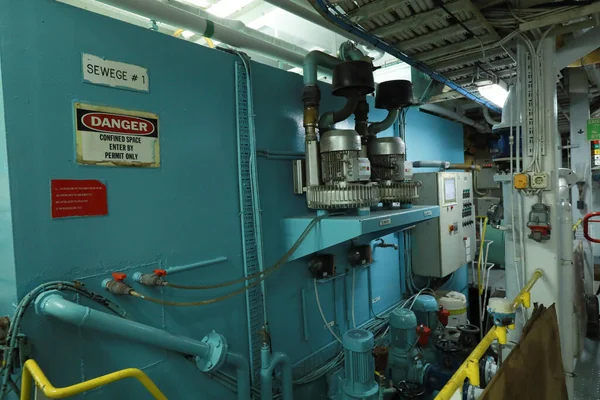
{"left": 112, "top": 272, "right": 127, "bottom": 282}
{"left": 153, "top": 269, "right": 167, "bottom": 277}
{"left": 583, "top": 212, "right": 600, "bottom": 243}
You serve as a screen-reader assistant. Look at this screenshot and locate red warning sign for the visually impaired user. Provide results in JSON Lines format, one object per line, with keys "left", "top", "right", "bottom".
{"left": 51, "top": 179, "right": 108, "bottom": 219}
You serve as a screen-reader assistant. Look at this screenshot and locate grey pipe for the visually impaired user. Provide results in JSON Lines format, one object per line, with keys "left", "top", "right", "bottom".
{"left": 420, "top": 104, "right": 490, "bottom": 133}
{"left": 319, "top": 97, "right": 360, "bottom": 130}
{"left": 483, "top": 107, "right": 501, "bottom": 126}
{"left": 85, "top": 0, "right": 306, "bottom": 67}
{"left": 35, "top": 292, "right": 251, "bottom": 400}
{"left": 260, "top": 347, "right": 293, "bottom": 400}
{"left": 303, "top": 50, "right": 342, "bottom": 86}
{"left": 412, "top": 160, "right": 451, "bottom": 169}
{"left": 262, "top": 0, "right": 373, "bottom": 49}
{"left": 368, "top": 109, "right": 400, "bottom": 136}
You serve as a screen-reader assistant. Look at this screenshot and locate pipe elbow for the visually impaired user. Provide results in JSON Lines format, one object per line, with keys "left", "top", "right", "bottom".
{"left": 368, "top": 109, "right": 400, "bottom": 136}
{"left": 303, "top": 50, "right": 341, "bottom": 86}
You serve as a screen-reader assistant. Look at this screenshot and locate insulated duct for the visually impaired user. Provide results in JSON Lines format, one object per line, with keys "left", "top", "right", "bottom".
{"left": 420, "top": 104, "right": 491, "bottom": 133}
{"left": 77, "top": 0, "right": 307, "bottom": 67}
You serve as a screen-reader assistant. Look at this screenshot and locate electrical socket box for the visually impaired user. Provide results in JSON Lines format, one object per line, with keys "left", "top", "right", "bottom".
{"left": 475, "top": 197, "right": 500, "bottom": 218}
{"left": 412, "top": 172, "right": 476, "bottom": 277}
{"left": 476, "top": 160, "right": 499, "bottom": 190}
{"left": 528, "top": 172, "right": 550, "bottom": 189}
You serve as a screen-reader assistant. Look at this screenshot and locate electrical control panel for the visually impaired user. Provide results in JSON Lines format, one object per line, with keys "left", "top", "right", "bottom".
{"left": 412, "top": 172, "right": 477, "bottom": 277}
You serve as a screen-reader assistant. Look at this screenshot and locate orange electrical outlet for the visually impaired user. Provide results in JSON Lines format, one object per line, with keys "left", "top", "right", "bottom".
{"left": 513, "top": 173, "right": 529, "bottom": 189}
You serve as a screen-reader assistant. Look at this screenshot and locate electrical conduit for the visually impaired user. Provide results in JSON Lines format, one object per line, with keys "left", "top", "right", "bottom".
{"left": 260, "top": 346, "right": 293, "bottom": 400}
{"left": 35, "top": 292, "right": 251, "bottom": 400}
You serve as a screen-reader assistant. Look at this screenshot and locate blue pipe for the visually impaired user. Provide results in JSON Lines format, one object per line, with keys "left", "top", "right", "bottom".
{"left": 310, "top": 0, "right": 502, "bottom": 113}
{"left": 303, "top": 50, "right": 342, "bottom": 86}
{"left": 260, "top": 346, "right": 293, "bottom": 400}
{"left": 35, "top": 292, "right": 251, "bottom": 400}
{"left": 165, "top": 256, "right": 228, "bottom": 275}
{"left": 227, "top": 352, "right": 251, "bottom": 400}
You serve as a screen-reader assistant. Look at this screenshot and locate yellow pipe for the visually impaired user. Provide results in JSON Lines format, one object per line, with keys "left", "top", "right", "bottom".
{"left": 434, "top": 269, "right": 543, "bottom": 400}
{"left": 21, "top": 359, "right": 167, "bottom": 400}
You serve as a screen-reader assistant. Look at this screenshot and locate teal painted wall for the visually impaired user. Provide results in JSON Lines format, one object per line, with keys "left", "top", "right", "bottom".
{"left": 0, "top": 1, "right": 464, "bottom": 398}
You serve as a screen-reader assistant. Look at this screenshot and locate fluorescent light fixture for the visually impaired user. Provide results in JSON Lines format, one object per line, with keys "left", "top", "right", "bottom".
{"left": 206, "top": 0, "right": 254, "bottom": 18}
{"left": 478, "top": 83, "right": 509, "bottom": 108}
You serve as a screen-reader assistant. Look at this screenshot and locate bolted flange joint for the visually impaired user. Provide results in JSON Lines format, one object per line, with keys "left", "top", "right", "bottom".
{"left": 196, "top": 331, "right": 228, "bottom": 372}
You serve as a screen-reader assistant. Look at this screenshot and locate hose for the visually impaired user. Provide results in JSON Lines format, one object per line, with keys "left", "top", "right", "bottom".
{"left": 314, "top": 278, "right": 343, "bottom": 344}
{"left": 135, "top": 213, "right": 342, "bottom": 305}
{"left": 0, "top": 282, "right": 126, "bottom": 399}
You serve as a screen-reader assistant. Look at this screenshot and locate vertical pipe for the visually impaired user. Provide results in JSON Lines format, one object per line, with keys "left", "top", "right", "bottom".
{"left": 260, "top": 348, "right": 293, "bottom": 400}
{"left": 227, "top": 352, "right": 251, "bottom": 400}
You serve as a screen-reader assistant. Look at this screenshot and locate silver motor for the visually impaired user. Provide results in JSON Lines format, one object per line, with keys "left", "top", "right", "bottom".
{"left": 367, "top": 137, "right": 412, "bottom": 182}
{"left": 320, "top": 129, "right": 371, "bottom": 184}
{"left": 367, "top": 137, "right": 419, "bottom": 204}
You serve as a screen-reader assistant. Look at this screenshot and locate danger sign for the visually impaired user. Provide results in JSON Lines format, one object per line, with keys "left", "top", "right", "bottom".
{"left": 75, "top": 103, "right": 160, "bottom": 167}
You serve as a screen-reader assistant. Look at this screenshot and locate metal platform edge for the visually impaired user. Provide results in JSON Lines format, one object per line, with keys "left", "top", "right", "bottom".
{"left": 282, "top": 205, "right": 440, "bottom": 261}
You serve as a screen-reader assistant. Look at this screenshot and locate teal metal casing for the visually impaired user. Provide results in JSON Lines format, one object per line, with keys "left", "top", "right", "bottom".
{"left": 0, "top": 1, "right": 466, "bottom": 398}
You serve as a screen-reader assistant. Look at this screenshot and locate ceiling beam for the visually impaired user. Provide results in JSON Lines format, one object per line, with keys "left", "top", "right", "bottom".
{"left": 462, "top": 0, "right": 500, "bottom": 40}
{"left": 414, "top": 33, "right": 498, "bottom": 62}
{"left": 444, "top": 57, "right": 515, "bottom": 79}
{"left": 519, "top": 1, "right": 600, "bottom": 31}
{"left": 455, "top": 70, "right": 515, "bottom": 85}
{"left": 348, "top": 0, "right": 411, "bottom": 20}
{"left": 556, "top": 26, "right": 600, "bottom": 71}
{"left": 369, "top": 0, "right": 468, "bottom": 37}
{"left": 395, "top": 20, "right": 482, "bottom": 50}
{"left": 429, "top": 47, "right": 506, "bottom": 70}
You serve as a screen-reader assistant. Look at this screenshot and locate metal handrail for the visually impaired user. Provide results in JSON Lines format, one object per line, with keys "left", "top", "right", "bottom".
{"left": 435, "top": 269, "right": 544, "bottom": 400}
{"left": 21, "top": 359, "right": 167, "bottom": 400}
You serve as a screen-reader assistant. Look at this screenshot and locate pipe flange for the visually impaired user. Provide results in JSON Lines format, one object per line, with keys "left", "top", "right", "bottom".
{"left": 379, "top": 181, "right": 421, "bottom": 203}
{"left": 306, "top": 182, "right": 380, "bottom": 209}
{"left": 196, "top": 331, "right": 228, "bottom": 372}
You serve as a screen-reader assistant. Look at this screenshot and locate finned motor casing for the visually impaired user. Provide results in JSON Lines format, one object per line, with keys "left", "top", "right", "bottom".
{"left": 320, "top": 129, "right": 371, "bottom": 184}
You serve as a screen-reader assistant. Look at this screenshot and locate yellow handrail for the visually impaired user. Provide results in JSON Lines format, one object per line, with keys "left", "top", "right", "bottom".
{"left": 435, "top": 269, "right": 544, "bottom": 400}
{"left": 21, "top": 359, "right": 168, "bottom": 400}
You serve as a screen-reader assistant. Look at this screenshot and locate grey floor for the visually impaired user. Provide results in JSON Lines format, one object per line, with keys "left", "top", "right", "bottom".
{"left": 574, "top": 339, "right": 600, "bottom": 400}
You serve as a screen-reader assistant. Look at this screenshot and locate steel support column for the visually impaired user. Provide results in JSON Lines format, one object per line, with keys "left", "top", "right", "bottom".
{"left": 509, "top": 38, "right": 576, "bottom": 396}
{"left": 568, "top": 68, "right": 594, "bottom": 294}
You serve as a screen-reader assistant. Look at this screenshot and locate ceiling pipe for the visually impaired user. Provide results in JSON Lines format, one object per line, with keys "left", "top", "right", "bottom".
{"left": 420, "top": 104, "right": 491, "bottom": 133}
{"left": 262, "top": 0, "right": 382, "bottom": 58}
{"left": 69, "top": 0, "right": 308, "bottom": 67}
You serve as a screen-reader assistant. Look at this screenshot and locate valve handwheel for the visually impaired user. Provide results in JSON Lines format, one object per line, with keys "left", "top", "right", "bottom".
{"left": 583, "top": 212, "right": 600, "bottom": 243}
{"left": 396, "top": 380, "right": 425, "bottom": 399}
